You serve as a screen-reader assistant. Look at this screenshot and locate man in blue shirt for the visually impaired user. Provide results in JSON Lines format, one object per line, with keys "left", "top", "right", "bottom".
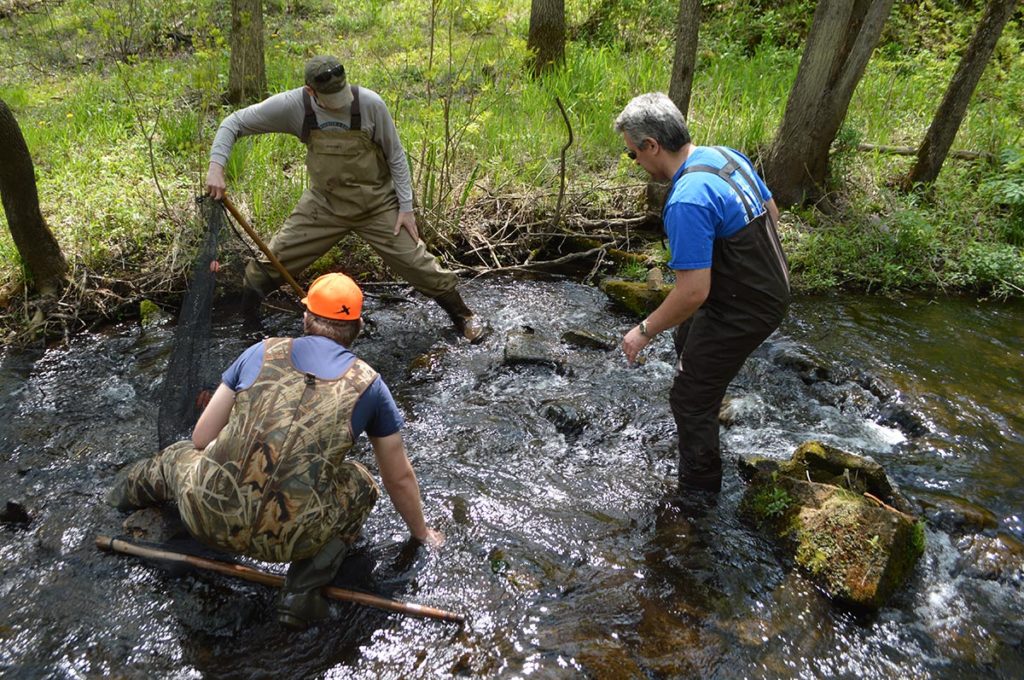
{"left": 614, "top": 93, "right": 790, "bottom": 494}
{"left": 108, "top": 273, "right": 442, "bottom": 628}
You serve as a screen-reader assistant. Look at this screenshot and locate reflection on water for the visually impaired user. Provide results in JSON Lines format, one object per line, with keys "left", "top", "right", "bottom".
{"left": 0, "top": 282, "right": 1021, "bottom": 678}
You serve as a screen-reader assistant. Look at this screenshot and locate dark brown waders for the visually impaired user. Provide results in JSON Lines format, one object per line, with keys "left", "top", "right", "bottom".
{"left": 670, "top": 148, "right": 790, "bottom": 493}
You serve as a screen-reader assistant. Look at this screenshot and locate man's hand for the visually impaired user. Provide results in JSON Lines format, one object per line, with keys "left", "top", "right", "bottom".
{"left": 622, "top": 325, "right": 651, "bottom": 365}
{"left": 417, "top": 527, "right": 445, "bottom": 548}
{"left": 206, "top": 163, "right": 227, "bottom": 200}
{"left": 393, "top": 211, "right": 419, "bottom": 241}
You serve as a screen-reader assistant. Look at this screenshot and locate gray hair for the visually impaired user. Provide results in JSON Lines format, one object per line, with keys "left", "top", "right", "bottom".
{"left": 613, "top": 92, "right": 691, "bottom": 152}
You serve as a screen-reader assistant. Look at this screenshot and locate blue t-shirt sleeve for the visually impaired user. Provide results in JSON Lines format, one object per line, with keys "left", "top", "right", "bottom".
{"left": 665, "top": 201, "right": 716, "bottom": 270}
{"left": 221, "top": 341, "right": 265, "bottom": 390}
{"left": 351, "top": 376, "right": 404, "bottom": 440}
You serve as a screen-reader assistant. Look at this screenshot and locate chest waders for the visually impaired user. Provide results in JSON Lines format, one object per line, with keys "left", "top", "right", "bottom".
{"left": 242, "top": 88, "right": 460, "bottom": 305}
{"left": 668, "top": 147, "right": 790, "bottom": 493}
{"left": 109, "top": 337, "right": 381, "bottom": 565}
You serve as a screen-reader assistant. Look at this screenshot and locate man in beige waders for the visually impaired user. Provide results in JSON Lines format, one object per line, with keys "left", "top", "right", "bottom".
{"left": 206, "top": 55, "right": 487, "bottom": 342}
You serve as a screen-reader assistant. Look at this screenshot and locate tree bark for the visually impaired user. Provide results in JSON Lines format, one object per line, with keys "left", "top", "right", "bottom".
{"left": 905, "top": 0, "right": 1019, "bottom": 188}
{"left": 227, "top": 0, "right": 266, "bottom": 105}
{"left": 527, "top": 0, "right": 565, "bottom": 76}
{"left": 0, "top": 98, "right": 67, "bottom": 295}
{"left": 762, "top": 0, "right": 896, "bottom": 208}
{"left": 669, "top": 0, "right": 701, "bottom": 118}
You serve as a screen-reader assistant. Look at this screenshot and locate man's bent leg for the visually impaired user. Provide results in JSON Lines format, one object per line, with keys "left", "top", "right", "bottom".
{"left": 242, "top": 190, "right": 354, "bottom": 308}
{"left": 277, "top": 461, "right": 380, "bottom": 629}
{"left": 105, "top": 441, "right": 198, "bottom": 512}
{"left": 355, "top": 210, "right": 489, "bottom": 342}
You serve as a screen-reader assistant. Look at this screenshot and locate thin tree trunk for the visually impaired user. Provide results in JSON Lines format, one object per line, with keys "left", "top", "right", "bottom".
{"left": 0, "top": 98, "right": 67, "bottom": 295}
{"left": 227, "top": 0, "right": 266, "bottom": 105}
{"left": 905, "top": 0, "right": 1019, "bottom": 188}
{"left": 527, "top": 0, "right": 565, "bottom": 76}
{"left": 649, "top": 0, "right": 703, "bottom": 217}
{"left": 668, "top": 0, "right": 700, "bottom": 118}
{"left": 762, "top": 0, "right": 895, "bottom": 208}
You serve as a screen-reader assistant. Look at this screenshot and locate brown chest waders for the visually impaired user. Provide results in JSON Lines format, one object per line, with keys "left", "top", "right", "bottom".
{"left": 242, "top": 88, "right": 457, "bottom": 301}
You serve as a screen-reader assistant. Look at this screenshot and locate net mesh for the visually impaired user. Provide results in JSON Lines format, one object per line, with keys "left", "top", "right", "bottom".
{"left": 157, "top": 201, "right": 224, "bottom": 449}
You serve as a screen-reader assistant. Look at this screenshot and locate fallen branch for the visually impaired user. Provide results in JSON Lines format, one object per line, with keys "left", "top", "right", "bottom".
{"left": 856, "top": 143, "right": 995, "bottom": 162}
{"left": 96, "top": 534, "right": 465, "bottom": 624}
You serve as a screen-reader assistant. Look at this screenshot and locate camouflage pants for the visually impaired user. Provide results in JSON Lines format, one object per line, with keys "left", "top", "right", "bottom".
{"left": 111, "top": 440, "right": 379, "bottom": 562}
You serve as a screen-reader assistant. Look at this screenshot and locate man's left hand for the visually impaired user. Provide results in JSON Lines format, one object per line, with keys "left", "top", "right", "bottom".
{"left": 394, "top": 211, "right": 419, "bottom": 241}
{"left": 622, "top": 325, "right": 651, "bottom": 365}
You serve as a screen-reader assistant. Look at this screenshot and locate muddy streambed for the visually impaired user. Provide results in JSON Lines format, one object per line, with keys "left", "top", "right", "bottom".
{"left": 1, "top": 279, "right": 1022, "bottom": 678}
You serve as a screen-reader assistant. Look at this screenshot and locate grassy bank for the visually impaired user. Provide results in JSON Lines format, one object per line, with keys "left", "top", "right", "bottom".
{"left": 1, "top": 0, "right": 1022, "bottom": 325}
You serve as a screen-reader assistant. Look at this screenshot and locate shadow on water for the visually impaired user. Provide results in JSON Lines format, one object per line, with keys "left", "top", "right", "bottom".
{"left": 1, "top": 280, "right": 1022, "bottom": 678}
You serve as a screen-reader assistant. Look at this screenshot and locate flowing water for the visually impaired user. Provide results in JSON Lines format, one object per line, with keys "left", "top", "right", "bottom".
{"left": 1, "top": 279, "right": 1021, "bottom": 679}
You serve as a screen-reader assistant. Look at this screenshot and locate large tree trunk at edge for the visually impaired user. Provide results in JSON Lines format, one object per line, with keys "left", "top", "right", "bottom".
{"left": 527, "top": 0, "right": 565, "bottom": 76}
{"left": 0, "top": 98, "right": 67, "bottom": 296}
{"left": 762, "top": 0, "right": 895, "bottom": 208}
{"left": 905, "top": 0, "right": 1019, "bottom": 188}
{"left": 227, "top": 0, "right": 266, "bottom": 105}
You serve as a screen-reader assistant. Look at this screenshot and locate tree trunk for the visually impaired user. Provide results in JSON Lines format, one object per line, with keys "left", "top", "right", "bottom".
{"left": 227, "top": 0, "right": 266, "bottom": 105}
{"left": 649, "top": 0, "right": 702, "bottom": 217}
{"left": 905, "top": 0, "right": 1019, "bottom": 188}
{"left": 762, "top": 0, "right": 895, "bottom": 208}
{"left": 0, "top": 98, "right": 67, "bottom": 295}
{"left": 668, "top": 0, "right": 701, "bottom": 118}
{"left": 527, "top": 0, "right": 565, "bottom": 76}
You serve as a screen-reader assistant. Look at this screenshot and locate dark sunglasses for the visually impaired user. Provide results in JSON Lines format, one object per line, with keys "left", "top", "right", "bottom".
{"left": 625, "top": 140, "right": 649, "bottom": 160}
{"left": 313, "top": 64, "right": 345, "bottom": 84}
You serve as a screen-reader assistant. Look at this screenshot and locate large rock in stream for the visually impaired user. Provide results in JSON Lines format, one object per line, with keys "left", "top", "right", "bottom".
{"left": 739, "top": 441, "right": 925, "bottom": 610}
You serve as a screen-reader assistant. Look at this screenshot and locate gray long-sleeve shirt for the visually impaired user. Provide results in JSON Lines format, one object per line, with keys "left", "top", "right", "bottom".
{"left": 209, "top": 86, "right": 413, "bottom": 212}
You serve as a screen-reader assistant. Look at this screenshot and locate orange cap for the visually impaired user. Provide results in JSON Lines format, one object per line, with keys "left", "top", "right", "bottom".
{"left": 301, "top": 273, "right": 363, "bottom": 320}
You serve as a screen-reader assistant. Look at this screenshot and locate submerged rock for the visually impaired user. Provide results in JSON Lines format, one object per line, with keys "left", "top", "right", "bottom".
{"left": 503, "top": 326, "right": 567, "bottom": 374}
{"left": 560, "top": 328, "right": 616, "bottom": 351}
{"left": 956, "top": 533, "right": 1024, "bottom": 584}
{"left": 740, "top": 441, "right": 925, "bottom": 610}
{"left": 1, "top": 500, "right": 30, "bottom": 527}
{"left": 600, "top": 278, "right": 672, "bottom": 317}
{"left": 122, "top": 507, "right": 188, "bottom": 543}
{"left": 909, "top": 488, "right": 999, "bottom": 535}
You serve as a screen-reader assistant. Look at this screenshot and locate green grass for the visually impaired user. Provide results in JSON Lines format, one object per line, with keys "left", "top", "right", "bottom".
{"left": 0, "top": 0, "right": 1022, "bottom": 301}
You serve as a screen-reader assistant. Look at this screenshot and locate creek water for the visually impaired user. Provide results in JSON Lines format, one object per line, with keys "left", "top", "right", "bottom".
{"left": 1, "top": 279, "right": 1021, "bottom": 679}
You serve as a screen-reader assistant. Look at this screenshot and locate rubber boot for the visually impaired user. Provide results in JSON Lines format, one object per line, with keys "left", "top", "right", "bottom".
{"left": 276, "top": 537, "right": 349, "bottom": 630}
{"left": 434, "top": 289, "right": 489, "bottom": 344}
{"left": 239, "top": 286, "right": 264, "bottom": 331}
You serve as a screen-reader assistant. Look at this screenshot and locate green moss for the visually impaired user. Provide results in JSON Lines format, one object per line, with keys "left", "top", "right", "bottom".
{"left": 911, "top": 520, "right": 927, "bottom": 557}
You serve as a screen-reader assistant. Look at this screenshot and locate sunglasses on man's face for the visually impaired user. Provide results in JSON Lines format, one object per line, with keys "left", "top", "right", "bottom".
{"left": 625, "top": 140, "right": 649, "bottom": 160}
{"left": 314, "top": 64, "right": 345, "bottom": 84}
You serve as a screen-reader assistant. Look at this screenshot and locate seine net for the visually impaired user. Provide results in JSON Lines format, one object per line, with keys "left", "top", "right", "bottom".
{"left": 157, "top": 201, "right": 225, "bottom": 449}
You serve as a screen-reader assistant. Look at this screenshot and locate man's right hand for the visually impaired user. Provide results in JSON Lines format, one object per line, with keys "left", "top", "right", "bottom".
{"left": 206, "top": 162, "right": 227, "bottom": 200}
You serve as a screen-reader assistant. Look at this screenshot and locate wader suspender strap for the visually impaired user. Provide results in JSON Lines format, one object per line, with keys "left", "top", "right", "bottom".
{"left": 301, "top": 91, "right": 316, "bottom": 144}
{"left": 681, "top": 147, "right": 766, "bottom": 223}
{"left": 300, "top": 86, "right": 362, "bottom": 143}
{"left": 350, "top": 85, "right": 361, "bottom": 131}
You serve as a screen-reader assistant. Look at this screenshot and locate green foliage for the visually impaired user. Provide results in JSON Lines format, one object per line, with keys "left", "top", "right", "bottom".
{"left": 0, "top": 0, "right": 1021, "bottom": 300}
{"left": 981, "top": 148, "right": 1024, "bottom": 246}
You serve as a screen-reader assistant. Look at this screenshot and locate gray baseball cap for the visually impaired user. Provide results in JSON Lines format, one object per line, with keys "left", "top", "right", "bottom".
{"left": 304, "top": 55, "right": 353, "bottom": 108}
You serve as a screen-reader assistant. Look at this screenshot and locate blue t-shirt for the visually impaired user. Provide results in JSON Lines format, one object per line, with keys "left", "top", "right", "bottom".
{"left": 663, "top": 146, "right": 772, "bottom": 271}
{"left": 221, "top": 335, "right": 403, "bottom": 440}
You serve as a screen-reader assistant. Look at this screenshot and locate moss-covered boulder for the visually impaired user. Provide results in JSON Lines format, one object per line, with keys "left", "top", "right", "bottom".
{"left": 740, "top": 441, "right": 925, "bottom": 610}
{"left": 600, "top": 278, "right": 672, "bottom": 317}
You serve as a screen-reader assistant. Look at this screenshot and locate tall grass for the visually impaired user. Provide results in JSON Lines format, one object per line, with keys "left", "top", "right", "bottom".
{"left": 0, "top": 0, "right": 1021, "bottom": 298}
